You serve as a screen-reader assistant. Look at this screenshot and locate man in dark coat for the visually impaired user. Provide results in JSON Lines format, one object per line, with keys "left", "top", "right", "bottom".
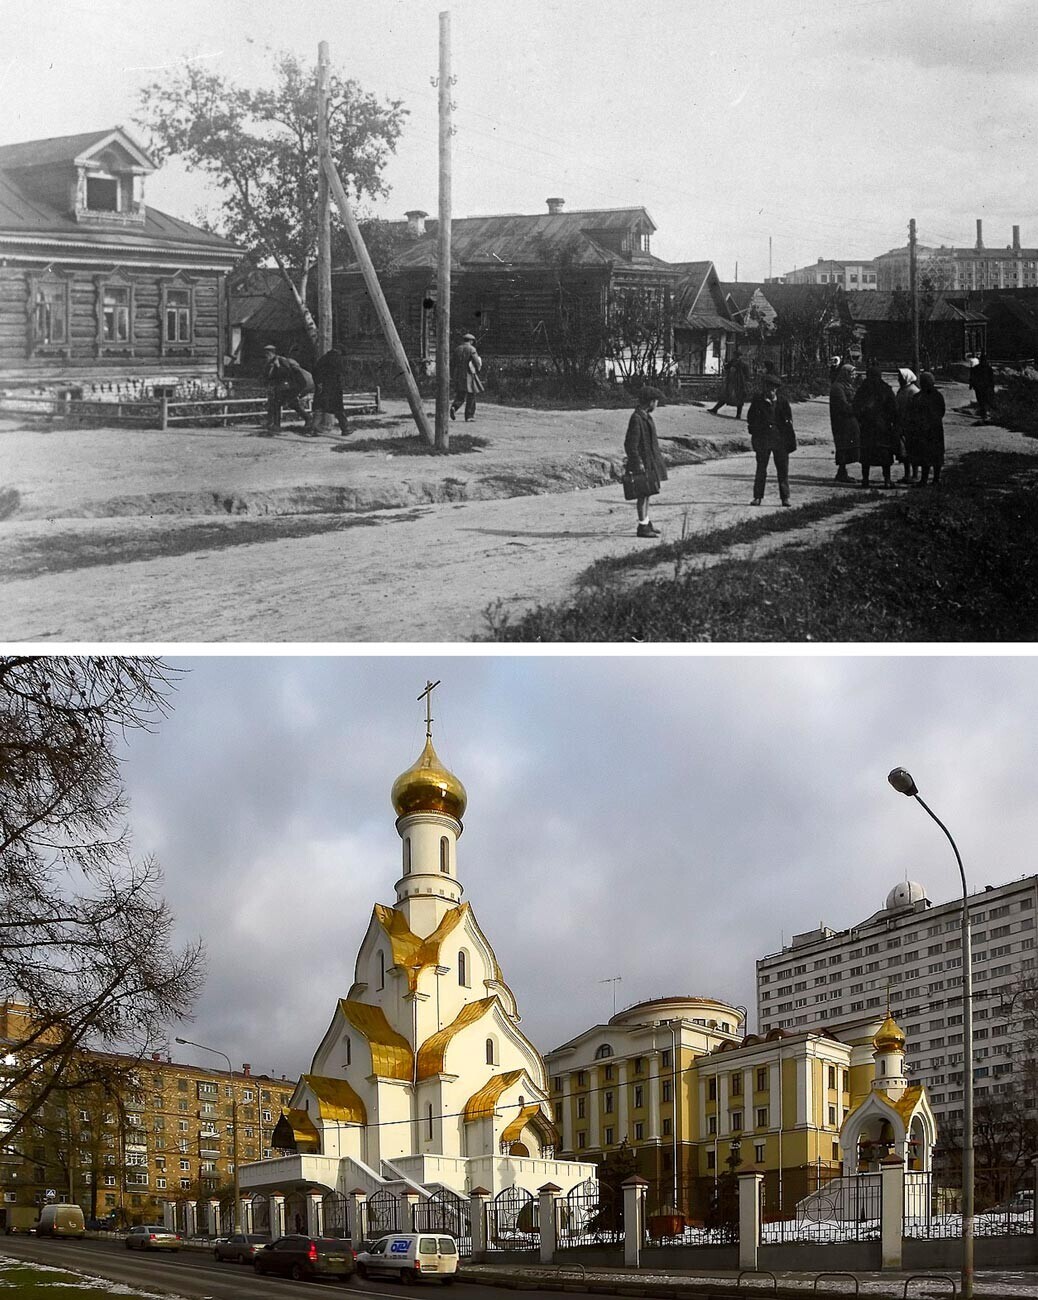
{"left": 709, "top": 348, "right": 751, "bottom": 418}
{"left": 969, "top": 352, "right": 996, "bottom": 421}
{"left": 263, "top": 344, "right": 314, "bottom": 434}
{"left": 449, "top": 332, "right": 484, "bottom": 421}
{"left": 624, "top": 385, "right": 668, "bottom": 538}
{"left": 828, "top": 363, "right": 860, "bottom": 482}
{"left": 312, "top": 347, "right": 351, "bottom": 436}
{"left": 746, "top": 373, "right": 796, "bottom": 506}
{"left": 852, "top": 364, "right": 899, "bottom": 488}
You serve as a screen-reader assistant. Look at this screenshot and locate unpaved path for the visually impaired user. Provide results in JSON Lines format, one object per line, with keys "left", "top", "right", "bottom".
{"left": 0, "top": 389, "right": 1020, "bottom": 643}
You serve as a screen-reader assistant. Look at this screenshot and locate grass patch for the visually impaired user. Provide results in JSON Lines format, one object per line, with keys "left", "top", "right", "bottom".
{"left": 0, "top": 1255, "right": 173, "bottom": 1298}
{"left": 484, "top": 450, "right": 1038, "bottom": 642}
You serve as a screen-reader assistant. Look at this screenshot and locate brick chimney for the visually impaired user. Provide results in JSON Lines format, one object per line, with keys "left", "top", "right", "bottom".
{"left": 242, "top": 1063, "right": 251, "bottom": 1076}
{"left": 975, "top": 219, "right": 984, "bottom": 250}
{"left": 1013, "top": 225, "right": 1021, "bottom": 251}
{"left": 546, "top": 197, "right": 565, "bottom": 215}
{"left": 404, "top": 210, "right": 428, "bottom": 237}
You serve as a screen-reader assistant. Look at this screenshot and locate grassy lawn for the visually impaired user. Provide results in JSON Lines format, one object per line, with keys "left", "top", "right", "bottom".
{"left": 485, "top": 450, "right": 1038, "bottom": 642}
{"left": 0, "top": 1254, "right": 182, "bottom": 1298}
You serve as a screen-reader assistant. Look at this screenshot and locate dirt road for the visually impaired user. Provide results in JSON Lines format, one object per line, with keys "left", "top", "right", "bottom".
{"left": 0, "top": 388, "right": 1018, "bottom": 643}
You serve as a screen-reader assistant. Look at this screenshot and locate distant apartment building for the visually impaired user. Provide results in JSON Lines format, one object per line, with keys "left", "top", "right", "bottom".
{"left": 755, "top": 874, "right": 1038, "bottom": 1136}
{"left": 875, "top": 220, "right": 1038, "bottom": 292}
{"left": 771, "top": 258, "right": 878, "bottom": 290}
{"left": 0, "top": 1002, "right": 294, "bottom": 1233}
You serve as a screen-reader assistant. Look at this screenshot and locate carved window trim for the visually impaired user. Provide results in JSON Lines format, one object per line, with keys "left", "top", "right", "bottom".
{"left": 158, "top": 272, "right": 197, "bottom": 356}
{"left": 27, "top": 267, "right": 74, "bottom": 360}
{"left": 95, "top": 268, "right": 136, "bottom": 357}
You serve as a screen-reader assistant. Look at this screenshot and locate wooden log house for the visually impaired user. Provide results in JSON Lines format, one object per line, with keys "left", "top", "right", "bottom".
{"left": 0, "top": 127, "right": 240, "bottom": 386}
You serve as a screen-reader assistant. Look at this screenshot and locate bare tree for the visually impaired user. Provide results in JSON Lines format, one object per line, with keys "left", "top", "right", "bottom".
{"left": 0, "top": 657, "right": 205, "bottom": 1149}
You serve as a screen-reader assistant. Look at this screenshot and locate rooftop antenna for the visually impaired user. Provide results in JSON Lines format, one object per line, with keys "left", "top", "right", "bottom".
{"left": 599, "top": 976, "right": 622, "bottom": 1017}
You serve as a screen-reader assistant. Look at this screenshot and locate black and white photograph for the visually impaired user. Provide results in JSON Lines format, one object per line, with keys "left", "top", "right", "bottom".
{"left": 1, "top": 0, "right": 1036, "bottom": 641}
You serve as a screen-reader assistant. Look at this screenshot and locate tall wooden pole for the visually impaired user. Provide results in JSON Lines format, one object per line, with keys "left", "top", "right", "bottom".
{"left": 316, "top": 42, "right": 333, "bottom": 431}
{"left": 435, "top": 11, "right": 453, "bottom": 452}
{"left": 909, "top": 217, "right": 920, "bottom": 376}
{"left": 322, "top": 154, "right": 434, "bottom": 444}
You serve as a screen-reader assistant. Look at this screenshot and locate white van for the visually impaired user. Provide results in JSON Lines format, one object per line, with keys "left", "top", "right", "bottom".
{"left": 356, "top": 1233, "right": 459, "bottom": 1283}
{"left": 36, "top": 1204, "right": 86, "bottom": 1238}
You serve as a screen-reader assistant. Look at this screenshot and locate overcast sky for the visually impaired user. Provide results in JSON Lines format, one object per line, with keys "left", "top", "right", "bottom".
{"left": 3, "top": 0, "right": 1035, "bottom": 281}
{"left": 111, "top": 654, "right": 1037, "bottom": 1084}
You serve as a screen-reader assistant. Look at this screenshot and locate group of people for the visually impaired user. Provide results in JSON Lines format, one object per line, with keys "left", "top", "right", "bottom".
{"left": 260, "top": 332, "right": 485, "bottom": 437}
{"left": 624, "top": 352, "right": 955, "bottom": 538}
{"left": 829, "top": 359, "right": 946, "bottom": 488}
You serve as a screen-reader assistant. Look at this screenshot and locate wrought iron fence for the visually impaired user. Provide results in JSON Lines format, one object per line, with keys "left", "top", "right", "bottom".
{"left": 366, "top": 1188, "right": 402, "bottom": 1237}
{"left": 415, "top": 1188, "right": 471, "bottom": 1253}
{"left": 322, "top": 1191, "right": 350, "bottom": 1239}
{"left": 906, "top": 1167, "right": 1036, "bottom": 1240}
{"left": 557, "top": 1176, "right": 621, "bottom": 1248}
{"left": 643, "top": 1177, "right": 737, "bottom": 1246}
{"left": 761, "top": 1172, "right": 881, "bottom": 1245}
{"left": 485, "top": 1184, "right": 539, "bottom": 1253}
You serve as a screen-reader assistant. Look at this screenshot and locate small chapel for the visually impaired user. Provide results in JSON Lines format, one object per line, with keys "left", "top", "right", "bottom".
{"left": 238, "top": 687, "right": 595, "bottom": 1237}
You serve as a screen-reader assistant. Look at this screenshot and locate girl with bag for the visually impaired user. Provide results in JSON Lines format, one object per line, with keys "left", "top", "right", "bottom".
{"left": 623, "top": 386, "right": 668, "bottom": 539}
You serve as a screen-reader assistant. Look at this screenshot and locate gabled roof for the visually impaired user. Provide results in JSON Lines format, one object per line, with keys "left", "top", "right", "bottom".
{"left": 0, "top": 128, "right": 155, "bottom": 172}
{"left": 345, "top": 207, "right": 661, "bottom": 274}
{"left": 720, "top": 282, "right": 765, "bottom": 313}
{"left": 416, "top": 997, "right": 496, "bottom": 1080}
{"left": 301, "top": 1073, "right": 367, "bottom": 1124}
{"left": 843, "top": 290, "right": 986, "bottom": 324}
{"left": 338, "top": 999, "right": 413, "bottom": 1080}
{"left": 671, "top": 261, "right": 742, "bottom": 332}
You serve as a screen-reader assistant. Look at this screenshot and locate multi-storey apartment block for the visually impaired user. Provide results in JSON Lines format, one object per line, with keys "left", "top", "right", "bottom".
{"left": 0, "top": 1002, "right": 293, "bottom": 1233}
{"left": 755, "top": 874, "right": 1038, "bottom": 1136}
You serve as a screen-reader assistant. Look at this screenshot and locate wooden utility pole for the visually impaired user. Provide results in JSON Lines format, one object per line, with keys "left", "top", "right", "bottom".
{"left": 316, "top": 42, "right": 333, "bottom": 432}
{"left": 909, "top": 217, "right": 920, "bottom": 376}
{"left": 322, "top": 157, "right": 434, "bottom": 445}
{"left": 435, "top": 11, "right": 453, "bottom": 452}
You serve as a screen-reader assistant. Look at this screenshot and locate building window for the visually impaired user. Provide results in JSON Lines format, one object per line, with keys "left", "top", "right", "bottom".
{"left": 156, "top": 1177, "right": 166, "bottom": 1190}
{"left": 378, "top": 950, "right": 385, "bottom": 989}
{"left": 708, "top": 1114, "right": 717, "bottom": 1135}
{"left": 604, "top": 1064, "right": 613, "bottom": 1081}
{"left": 756, "top": 1067, "right": 768, "bottom": 1091}
{"left": 604, "top": 1091, "right": 614, "bottom": 1114}
{"left": 828, "top": 1105, "right": 837, "bottom": 1125}
{"left": 604, "top": 1127, "right": 614, "bottom": 1146}
{"left": 594, "top": 1044, "right": 613, "bottom": 1059}
{"left": 101, "top": 285, "right": 131, "bottom": 343}
{"left": 755, "top": 1107, "right": 768, "bottom": 1127}
{"left": 31, "top": 275, "right": 71, "bottom": 350}
{"left": 86, "top": 175, "right": 120, "bottom": 211}
{"left": 426, "top": 1104, "right": 434, "bottom": 1139}
{"left": 661, "top": 1050, "right": 671, "bottom": 1068}
{"left": 458, "top": 950, "right": 467, "bottom": 986}
{"left": 708, "top": 1079, "right": 717, "bottom": 1101}
{"left": 577, "top": 1132, "right": 586, "bottom": 1150}
{"left": 662, "top": 1080, "right": 672, "bottom": 1102}
{"left": 634, "top": 1086, "right": 643, "bottom": 1109}
{"left": 755, "top": 1142, "right": 766, "bottom": 1162}
{"left": 634, "top": 1122, "right": 644, "bottom": 1141}
{"left": 731, "top": 1111, "right": 743, "bottom": 1131}
{"left": 731, "top": 1073, "right": 742, "bottom": 1096}
{"left": 577, "top": 1097, "right": 586, "bottom": 1120}
{"left": 164, "top": 287, "right": 192, "bottom": 345}
{"left": 828, "top": 1065, "right": 837, "bottom": 1089}
{"left": 403, "top": 837, "right": 411, "bottom": 874}
{"left": 343, "top": 1035, "right": 351, "bottom": 1067}
{"left": 440, "top": 836, "right": 450, "bottom": 873}
{"left": 662, "top": 1117, "right": 672, "bottom": 1136}
{"left": 706, "top": 1151, "right": 715, "bottom": 1171}
{"left": 486, "top": 1038, "right": 496, "bottom": 1066}
{"left": 554, "top": 1102, "right": 562, "bottom": 1123}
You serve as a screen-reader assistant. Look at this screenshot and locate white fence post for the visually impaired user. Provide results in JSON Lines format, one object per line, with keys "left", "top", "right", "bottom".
{"left": 538, "top": 1182, "right": 561, "bottom": 1265}
{"left": 738, "top": 1171, "right": 764, "bottom": 1271}
{"left": 622, "top": 1175, "right": 648, "bottom": 1268}
{"left": 880, "top": 1158, "right": 905, "bottom": 1271}
{"left": 349, "top": 1189, "right": 367, "bottom": 1253}
{"left": 469, "top": 1187, "right": 490, "bottom": 1262}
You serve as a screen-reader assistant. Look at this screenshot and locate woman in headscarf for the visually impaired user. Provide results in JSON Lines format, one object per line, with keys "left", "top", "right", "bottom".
{"left": 910, "top": 371, "right": 946, "bottom": 487}
{"left": 828, "top": 362, "right": 860, "bottom": 483}
{"left": 895, "top": 368, "right": 920, "bottom": 482}
{"left": 852, "top": 363, "right": 899, "bottom": 488}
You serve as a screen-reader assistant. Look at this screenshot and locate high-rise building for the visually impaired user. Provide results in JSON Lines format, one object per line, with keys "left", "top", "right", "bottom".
{"left": 755, "top": 874, "right": 1038, "bottom": 1133}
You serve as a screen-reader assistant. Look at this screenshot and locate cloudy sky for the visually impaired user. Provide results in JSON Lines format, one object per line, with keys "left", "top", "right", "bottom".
{"left": 3, "top": 0, "right": 1035, "bottom": 280}
{"left": 110, "top": 654, "right": 1037, "bottom": 1084}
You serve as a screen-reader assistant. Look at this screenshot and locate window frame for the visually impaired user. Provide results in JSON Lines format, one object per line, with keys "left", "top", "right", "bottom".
{"left": 95, "top": 272, "right": 135, "bottom": 353}
{"left": 27, "top": 269, "right": 73, "bottom": 358}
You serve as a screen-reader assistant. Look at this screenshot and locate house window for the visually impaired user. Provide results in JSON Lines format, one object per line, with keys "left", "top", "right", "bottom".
{"left": 32, "top": 278, "right": 70, "bottom": 348}
{"left": 156, "top": 1177, "right": 166, "bottom": 1190}
{"left": 440, "top": 836, "right": 450, "bottom": 873}
{"left": 164, "top": 288, "right": 192, "bottom": 344}
{"left": 87, "top": 175, "right": 120, "bottom": 211}
{"left": 102, "top": 285, "right": 131, "bottom": 343}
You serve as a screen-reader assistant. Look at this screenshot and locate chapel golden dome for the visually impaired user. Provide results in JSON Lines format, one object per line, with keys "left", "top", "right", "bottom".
{"left": 874, "top": 1014, "right": 906, "bottom": 1053}
{"left": 391, "top": 735, "right": 467, "bottom": 823}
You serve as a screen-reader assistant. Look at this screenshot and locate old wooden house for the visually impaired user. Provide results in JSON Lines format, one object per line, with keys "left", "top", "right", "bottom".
{"left": 0, "top": 127, "right": 240, "bottom": 385}
{"left": 841, "top": 291, "right": 987, "bottom": 369}
{"left": 670, "top": 261, "right": 744, "bottom": 376}
{"left": 333, "top": 199, "right": 679, "bottom": 377}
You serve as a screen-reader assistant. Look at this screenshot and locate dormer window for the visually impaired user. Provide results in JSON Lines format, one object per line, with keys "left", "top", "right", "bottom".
{"left": 87, "top": 175, "right": 120, "bottom": 212}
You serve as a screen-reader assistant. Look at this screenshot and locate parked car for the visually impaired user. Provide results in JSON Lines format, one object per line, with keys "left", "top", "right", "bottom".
{"left": 253, "top": 1234, "right": 356, "bottom": 1282}
{"left": 36, "top": 1204, "right": 85, "bottom": 1239}
{"left": 86, "top": 1215, "right": 118, "bottom": 1231}
{"left": 356, "top": 1233, "right": 459, "bottom": 1284}
{"left": 215, "top": 1231, "right": 269, "bottom": 1263}
{"left": 125, "top": 1224, "right": 182, "bottom": 1251}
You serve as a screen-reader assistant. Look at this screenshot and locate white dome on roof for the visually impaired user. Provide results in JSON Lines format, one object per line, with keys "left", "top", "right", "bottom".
{"left": 886, "top": 880, "right": 928, "bottom": 911}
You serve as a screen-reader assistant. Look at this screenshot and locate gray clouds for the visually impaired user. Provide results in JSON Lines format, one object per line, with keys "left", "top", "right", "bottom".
{"left": 116, "top": 656, "right": 1038, "bottom": 1080}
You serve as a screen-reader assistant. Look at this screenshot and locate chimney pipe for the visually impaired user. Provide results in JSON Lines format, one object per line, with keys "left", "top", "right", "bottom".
{"left": 546, "top": 197, "right": 565, "bottom": 215}
{"left": 1013, "top": 225, "right": 1021, "bottom": 252}
{"left": 404, "top": 210, "right": 428, "bottom": 237}
{"left": 975, "top": 219, "right": 984, "bottom": 250}
{"left": 242, "top": 1063, "right": 251, "bottom": 1076}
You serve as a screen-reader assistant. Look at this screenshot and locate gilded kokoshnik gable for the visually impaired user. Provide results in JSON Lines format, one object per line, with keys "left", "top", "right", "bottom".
{"left": 238, "top": 694, "right": 595, "bottom": 1233}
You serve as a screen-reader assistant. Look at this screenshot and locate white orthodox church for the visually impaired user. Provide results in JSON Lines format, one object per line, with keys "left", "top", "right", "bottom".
{"left": 238, "top": 700, "right": 595, "bottom": 1235}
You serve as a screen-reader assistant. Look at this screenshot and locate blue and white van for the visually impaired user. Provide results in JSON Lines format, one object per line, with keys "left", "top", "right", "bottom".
{"left": 356, "top": 1233, "right": 459, "bottom": 1283}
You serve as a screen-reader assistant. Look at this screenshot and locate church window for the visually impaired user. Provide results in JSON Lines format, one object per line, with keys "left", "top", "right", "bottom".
{"left": 378, "top": 950, "right": 385, "bottom": 989}
{"left": 594, "top": 1044, "right": 613, "bottom": 1059}
{"left": 404, "top": 838, "right": 412, "bottom": 873}
{"left": 343, "top": 1036, "right": 351, "bottom": 1067}
{"left": 440, "top": 836, "right": 450, "bottom": 873}
{"left": 518, "top": 1094, "right": 524, "bottom": 1107}
{"left": 426, "top": 1104, "right": 434, "bottom": 1139}
{"left": 485, "top": 1038, "right": 496, "bottom": 1066}
{"left": 458, "top": 950, "right": 468, "bottom": 986}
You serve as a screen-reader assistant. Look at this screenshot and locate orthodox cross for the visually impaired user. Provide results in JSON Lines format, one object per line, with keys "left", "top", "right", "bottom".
{"left": 418, "top": 679, "right": 441, "bottom": 740}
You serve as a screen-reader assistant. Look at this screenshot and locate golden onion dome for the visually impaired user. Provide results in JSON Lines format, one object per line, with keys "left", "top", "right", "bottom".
{"left": 874, "top": 1015, "right": 906, "bottom": 1053}
{"left": 391, "top": 736, "right": 467, "bottom": 822}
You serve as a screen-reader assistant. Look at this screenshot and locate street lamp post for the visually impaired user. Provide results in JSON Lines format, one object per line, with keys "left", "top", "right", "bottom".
{"left": 175, "top": 1036, "right": 241, "bottom": 1237}
{"left": 887, "top": 767, "right": 973, "bottom": 1300}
